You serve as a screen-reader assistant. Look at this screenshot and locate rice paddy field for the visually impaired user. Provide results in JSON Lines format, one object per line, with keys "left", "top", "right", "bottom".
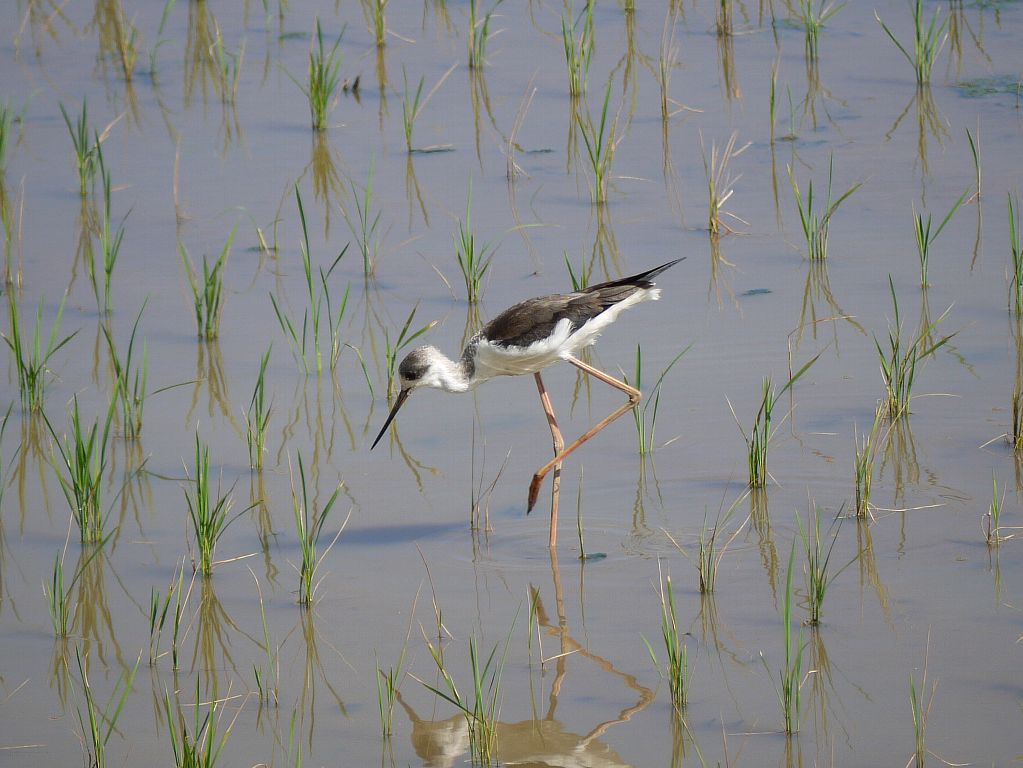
{"left": 1, "top": 1, "right": 1022, "bottom": 766}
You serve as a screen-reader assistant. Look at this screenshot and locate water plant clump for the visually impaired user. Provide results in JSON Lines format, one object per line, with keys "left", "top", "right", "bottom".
{"left": 270, "top": 187, "right": 350, "bottom": 374}
{"left": 578, "top": 78, "right": 621, "bottom": 206}
{"left": 290, "top": 451, "right": 346, "bottom": 605}
{"left": 102, "top": 302, "right": 148, "bottom": 438}
{"left": 624, "top": 343, "right": 689, "bottom": 454}
{"left": 703, "top": 131, "right": 749, "bottom": 235}
{"left": 184, "top": 432, "right": 244, "bottom": 576}
{"left": 789, "top": 156, "right": 861, "bottom": 261}
{"left": 2, "top": 292, "right": 77, "bottom": 412}
{"left": 876, "top": 0, "right": 948, "bottom": 86}
{"left": 729, "top": 355, "right": 818, "bottom": 489}
{"left": 467, "top": 0, "right": 501, "bottom": 70}
{"left": 913, "top": 190, "right": 968, "bottom": 287}
{"left": 455, "top": 180, "right": 500, "bottom": 304}
{"left": 1009, "top": 193, "right": 1022, "bottom": 315}
{"left": 562, "top": 0, "right": 594, "bottom": 98}
{"left": 420, "top": 624, "right": 514, "bottom": 767}
{"left": 797, "top": 0, "right": 845, "bottom": 60}
{"left": 643, "top": 564, "right": 691, "bottom": 713}
{"left": 300, "top": 19, "right": 343, "bottom": 132}
{"left": 875, "top": 278, "right": 955, "bottom": 421}
{"left": 796, "top": 501, "right": 848, "bottom": 625}
{"left": 180, "top": 225, "right": 237, "bottom": 341}
{"left": 245, "top": 346, "right": 272, "bottom": 470}
{"left": 47, "top": 393, "right": 118, "bottom": 543}
{"left": 74, "top": 646, "right": 140, "bottom": 768}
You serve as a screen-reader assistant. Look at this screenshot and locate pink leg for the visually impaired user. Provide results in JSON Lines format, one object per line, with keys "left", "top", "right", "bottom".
{"left": 534, "top": 372, "right": 564, "bottom": 548}
{"left": 527, "top": 356, "right": 641, "bottom": 518}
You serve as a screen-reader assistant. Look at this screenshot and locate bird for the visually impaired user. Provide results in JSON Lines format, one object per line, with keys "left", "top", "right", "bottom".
{"left": 371, "top": 258, "right": 684, "bottom": 547}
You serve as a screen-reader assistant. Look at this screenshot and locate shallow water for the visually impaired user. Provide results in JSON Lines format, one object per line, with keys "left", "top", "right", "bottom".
{"left": 1, "top": 1, "right": 1022, "bottom": 766}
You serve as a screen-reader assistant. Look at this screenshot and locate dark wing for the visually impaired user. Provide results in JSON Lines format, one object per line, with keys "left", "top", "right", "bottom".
{"left": 481, "top": 293, "right": 603, "bottom": 348}
{"left": 482, "top": 259, "right": 684, "bottom": 348}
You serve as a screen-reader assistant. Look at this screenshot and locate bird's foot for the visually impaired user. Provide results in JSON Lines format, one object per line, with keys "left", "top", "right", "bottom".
{"left": 527, "top": 474, "right": 543, "bottom": 513}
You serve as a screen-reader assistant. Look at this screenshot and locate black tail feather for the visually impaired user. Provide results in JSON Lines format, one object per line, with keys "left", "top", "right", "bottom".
{"left": 587, "top": 257, "right": 684, "bottom": 292}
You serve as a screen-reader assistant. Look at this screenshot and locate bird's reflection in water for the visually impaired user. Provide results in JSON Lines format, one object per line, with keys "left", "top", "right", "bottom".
{"left": 396, "top": 549, "right": 652, "bottom": 767}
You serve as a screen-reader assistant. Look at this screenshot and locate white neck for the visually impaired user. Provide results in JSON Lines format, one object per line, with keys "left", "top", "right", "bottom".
{"left": 423, "top": 351, "right": 474, "bottom": 393}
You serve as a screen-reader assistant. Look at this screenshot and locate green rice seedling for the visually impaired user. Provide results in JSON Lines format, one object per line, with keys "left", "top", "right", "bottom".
{"left": 285, "top": 709, "right": 302, "bottom": 767}
{"left": 344, "top": 159, "right": 383, "bottom": 276}
{"left": 296, "top": 19, "right": 343, "bottom": 132}
{"left": 59, "top": 101, "right": 101, "bottom": 197}
{"left": 854, "top": 410, "right": 883, "bottom": 518}
{"left": 455, "top": 181, "right": 500, "bottom": 304}
{"left": 695, "top": 502, "right": 737, "bottom": 593}
{"left": 420, "top": 622, "right": 515, "bottom": 766}
{"left": 102, "top": 301, "right": 148, "bottom": 438}
{"left": 245, "top": 346, "right": 272, "bottom": 470}
{"left": 657, "top": 7, "right": 681, "bottom": 121}
{"left": 163, "top": 681, "right": 238, "bottom": 768}
{"left": 148, "top": 583, "right": 174, "bottom": 666}
{"left": 561, "top": 1, "right": 594, "bottom": 98}
{"left": 913, "top": 190, "right": 968, "bottom": 287}
{"left": 92, "top": 144, "right": 127, "bottom": 316}
{"left": 702, "top": 131, "right": 750, "bottom": 235}
{"left": 45, "top": 550, "right": 73, "bottom": 637}
{"left": 365, "top": 0, "right": 387, "bottom": 46}
{"left": 796, "top": 0, "right": 844, "bottom": 60}
{"left": 290, "top": 452, "right": 346, "bottom": 605}
{"left": 468, "top": 0, "right": 501, "bottom": 70}
{"left": 2, "top": 291, "right": 77, "bottom": 411}
{"left": 875, "top": 277, "right": 955, "bottom": 421}
{"left": 400, "top": 63, "right": 456, "bottom": 153}
{"left": 74, "top": 646, "right": 140, "bottom": 768}
{"left": 769, "top": 59, "right": 778, "bottom": 143}
{"left": 763, "top": 541, "right": 806, "bottom": 734}
{"left": 384, "top": 305, "right": 437, "bottom": 399}
{"left": 564, "top": 251, "right": 591, "bottom": 291}
{"left": 270, "top": 188, "right": 349, "bottom": 374}
{"left": 170, "top": 564, "right": 193, "bottom": 670}
{"left": 376, "top": 644, "right": 407, "bottom": 737}
{"left": 728, "top": 355, "right": 819, "bottom": 488}
{"left": 0, "top": 403, "right": 13, "bottom": 506}
{"left": 908, "top": 634, "right": 936, "bottom": 768}
{"left": 876, "top": 0, "right": 948, "bottom": 86}
{"left": 181, "top": 225, "right": 237, "bottom": 341}
{"left": 250, "top": 570, "right": 279, "bottom": 705}
{"left": 1009, "top": 193, "right": 1022, "bottom": 315}
{"left": 983, "top": 471, "right": 1010, "bottom": 545}
{"left": 665, "top": 493, "right": 746, "bottom": 594}
{"left": 965, "top": 126, "right": 981, "bottom": 201}
{"left": 788, "top": 156, "right": 861, "bottom": 261}
{"left": 578, "top": 78, "right": 621, "bottom": 205}
{"left": 47, "top": 392, "right": 118, "bottom": 543}
{"left": 1012, "top": 382, "right": 1023, "bottom": 452}
{"left": 796, "top": 502, "right": 847, "bottom": 625}
{"left": 44, "top": 533, "right": 112, "bottom": 636}
{"left": 184, "top": 432, "right": 244, "bottom": 576}
{"left": 0, "top": 100, "right": 13, "bottom": 175}
{"left": 624, "top": 343, "right": 690, "bottom": 454}
{"left": 642, "top": 563, "right": 691, "bottom": 713}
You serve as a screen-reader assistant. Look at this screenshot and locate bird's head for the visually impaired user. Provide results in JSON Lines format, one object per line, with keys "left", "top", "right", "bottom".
{"left": 370, "top": 346, "right": 443, "bottom": 449}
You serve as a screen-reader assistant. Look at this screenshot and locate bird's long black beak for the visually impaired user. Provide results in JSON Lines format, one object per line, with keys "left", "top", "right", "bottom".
{"left": 370, "top": 387, "right": 412, "bottom": 449}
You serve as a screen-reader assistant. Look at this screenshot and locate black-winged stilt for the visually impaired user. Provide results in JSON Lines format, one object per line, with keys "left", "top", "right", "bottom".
{"left": 371, "top": 258, "right": 683, "bottom": 547}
